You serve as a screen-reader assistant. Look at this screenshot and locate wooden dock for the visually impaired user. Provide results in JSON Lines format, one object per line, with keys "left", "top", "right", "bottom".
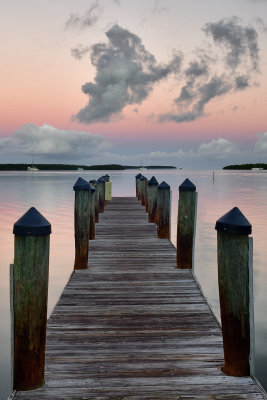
{"left": 12, "top": 197, "right": 266, "bottom": 399}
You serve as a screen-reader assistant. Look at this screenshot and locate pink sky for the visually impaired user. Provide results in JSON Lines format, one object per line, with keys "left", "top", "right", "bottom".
{"left": 0, "top": 0, "right": 267, "bottom": 168}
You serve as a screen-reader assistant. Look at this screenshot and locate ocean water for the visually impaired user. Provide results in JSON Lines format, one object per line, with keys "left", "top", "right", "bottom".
{"left": 0, "top": 169, "right": 266, "bottom": 398}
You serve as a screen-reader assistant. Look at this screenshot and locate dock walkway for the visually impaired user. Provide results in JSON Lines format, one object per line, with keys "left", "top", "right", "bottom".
{"left": 13, "top": 197, "right": 266, "bottom": 399}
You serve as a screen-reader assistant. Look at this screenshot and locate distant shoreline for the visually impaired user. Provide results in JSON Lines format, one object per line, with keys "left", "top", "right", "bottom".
{"left": 223, "top": 163, "right": 267, "bottom": 170}
{"left": 0, "top": 163, "right": 177, "bottom": 171}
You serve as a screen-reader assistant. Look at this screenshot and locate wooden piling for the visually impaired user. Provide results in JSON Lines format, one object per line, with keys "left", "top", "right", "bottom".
{"left": 148, "top": 176, "right": 158, "bottom": 223}
{"left": 157, "top": 181, "right": 170, "bottom": 239}
{"left": 105, "top": 181, "right": 112, "bottom": 201}
{"left": 101, "top": 176, "right": 109, "bottom": 205}
{"left": 104, "top": 174, "right": 110, "bottom": 182}
{"left": 89, "top": 180, "right": 99, "bottom": 223}
{"left": 73, "top": 177, "right": 90, "bottom": 270}
{"left": 215, "top": 207, "right": 254, "bottom": 377}
{"left": 145, "top": 179, "right": 149, "bottom": 212}
{"left": 140, "top": 176, "right": 147, "bottom": 206}
{"left": 98, "top": 177, "right": 105, "bottom": 213}
{"left": 176, "top": 178, "right": 197, "bottom": 269}
{"left": 89, "top": 183, "right": 96, "bottom": 240}
{"left": 12, "top": 207, "right": 51, "bottom": 391}
{"left": 135, "top": 173, "right": 142, "bottom": 200}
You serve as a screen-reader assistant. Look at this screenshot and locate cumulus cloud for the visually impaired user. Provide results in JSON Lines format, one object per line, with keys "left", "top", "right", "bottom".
{"left": 160, "top": 17, "right": 260, "bottom": 123}
{"left": 0, "top": 124, "right": 111, "bottom": 161}
{"left": 255, "top": 132, "right": 267, "bottom": 154}
{"left": 198, "top": 138, "right": 239, "bottom": 159}
{"left": 74, "top": 24, "right": 182, "bottom": 124}
{"left": 65, "top": 1, "right": 101, "bottom": 30}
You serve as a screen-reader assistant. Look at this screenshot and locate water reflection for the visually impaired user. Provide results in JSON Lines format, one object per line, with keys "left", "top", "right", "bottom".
{"left": 0, "top": 170, "right": 266, "bottom": 398}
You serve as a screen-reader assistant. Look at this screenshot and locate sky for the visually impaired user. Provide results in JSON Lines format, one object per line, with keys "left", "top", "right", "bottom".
{"left": 0, "top": 0, "right": 267, "bottom": 168}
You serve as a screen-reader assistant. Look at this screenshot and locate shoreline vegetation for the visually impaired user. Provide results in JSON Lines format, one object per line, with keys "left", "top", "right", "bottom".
{"left": 223, "top": 163, "right": 267, "bottom": 170}
{"left": 0, "top": 163, "right": 177, "bottom": 171}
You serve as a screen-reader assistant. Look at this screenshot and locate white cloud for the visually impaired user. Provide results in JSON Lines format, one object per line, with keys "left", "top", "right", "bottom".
{"left": 74, "top": 24, "right": 182, "bottom": 124}
{"left": 254, "top": 132, "right": 267, "bottom": 154}
{"left": 198, "top": 138, "right": 239, "bottom": 159}
{"left": 0, "top": 124, "right": 111, "bottom": 161}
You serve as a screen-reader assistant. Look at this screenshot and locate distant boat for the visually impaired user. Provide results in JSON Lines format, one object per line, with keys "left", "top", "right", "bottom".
{"left": 27, "top": 160, "right": 39, "bottom": 171}
{"left": 27, "top": 166, "right": 39, "bottom": 171}
{"left": 252, "top": 168, "right": 263, "bottom": 171}
{"left": 139, "top": 159, "right": 147, "bottom": 171}
{"left": 77, "top": 167, "right": 84, "bottom": 171}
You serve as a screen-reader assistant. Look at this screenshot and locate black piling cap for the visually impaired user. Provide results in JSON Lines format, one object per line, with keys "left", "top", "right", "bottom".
{"left": 97, "top": 177, "right": 105, "bottom": 183}
{"left": 89, "top": 184, "right": 95, "bottom": 192}
{"left": 215, "top": 207, "right": 252, "bottom": 235}
{"left": 148, "top": 176, "right": 158, "bottom": 186}
{"left": 140, "top": 176, "right": 147, "bottom": 181}
{"left": 105, "top": 174, "right": 110, "bottom": 178}
{"left": 73, "top": 177, "right": 90, "bottom": 191}
{"left": 136, "top": 173, "right": 142, "bottom": 179}
{"left": 158, "top": 181, "right": 170, "bottom": 190}
{"left": 179, "top": 178, "right": 196, "bottom": 192}
{"left": 13, "top": 207, "right": 51, "bottom": 236}
{"left": 89, "top": 179, "right": 98, "bottom": 185}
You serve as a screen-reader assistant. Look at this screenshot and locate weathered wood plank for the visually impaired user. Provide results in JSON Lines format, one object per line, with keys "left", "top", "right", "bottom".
{"left": 13, "top": 197, "right": 266, "bottom": 399}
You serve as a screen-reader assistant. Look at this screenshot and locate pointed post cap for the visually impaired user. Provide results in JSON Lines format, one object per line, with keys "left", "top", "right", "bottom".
{"left": 13, "top": 207, "right": 51, "bottom": 236}
{"left": 89, "top": 184, "right": 95, "bottom": 192}
{"left": 140, "top": 176, "right": 147, "bottom": 181}
{"left": 73, "top": 177, "right": 90, "bottom": 191}
{"left": 97, "top": 177, "right": 105, "bottom": 183}
{"left": 215, "top": 207, "right": 252, "bottom": 235}
{"left": 158, "top": 181, "right": 170, "bottom": 190}
{"left": 104, "top": 174, "right": 110, "bottom": 178}
{"left": 179, "top": 178, "right": 196, "bottom": 192}
{"left": 89, "top": 179, "right": 98, "bottom": 185}
{"left": 136, "top": 173, "right": 142, "bottom": 179}
{"left": 148, "top": 176, "right": 158, "bottom": 186}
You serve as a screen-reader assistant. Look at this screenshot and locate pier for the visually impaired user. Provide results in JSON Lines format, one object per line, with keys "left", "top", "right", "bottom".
{"left": 9, "top": 177, "right": 267, "bottom": 399}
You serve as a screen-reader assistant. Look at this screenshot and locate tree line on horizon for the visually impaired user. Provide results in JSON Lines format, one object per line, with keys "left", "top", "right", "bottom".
{"left": 0, "top": 163, "right": 177, "bottom": 171}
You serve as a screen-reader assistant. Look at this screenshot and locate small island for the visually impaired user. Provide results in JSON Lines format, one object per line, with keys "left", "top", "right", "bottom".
{"left": 223, "top": 163, "right": 267, "bottom": 170}
{"left": 0, "top": 163, "right": 177, "bottom": 171}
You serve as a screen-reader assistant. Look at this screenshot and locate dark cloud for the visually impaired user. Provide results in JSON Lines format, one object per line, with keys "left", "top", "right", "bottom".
{"left": 161, "top": 75, "right": 231, "bottom": 122}
{"left": 235, "top": 75, "right": 250, "bottom": 90}
{"left": 203, "top": 17, "right": 259, "bottom": 71}
{"left": 75, "top": 24, "right": 183, "bottom": 124}
{"left": 160, "top": 17, "right": 260, "bottom": 124}
{"left": 65, "top": 1, "right": 100, "bottom": 30}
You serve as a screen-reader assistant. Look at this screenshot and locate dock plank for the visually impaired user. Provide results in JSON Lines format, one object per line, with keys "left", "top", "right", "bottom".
{"left": 13, "top": 197, "right": 266, "bottom": 399}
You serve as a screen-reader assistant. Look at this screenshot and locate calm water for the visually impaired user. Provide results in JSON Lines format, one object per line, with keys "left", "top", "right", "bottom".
{"left": 0, "top": 169, "right": 266, "bottom": 398}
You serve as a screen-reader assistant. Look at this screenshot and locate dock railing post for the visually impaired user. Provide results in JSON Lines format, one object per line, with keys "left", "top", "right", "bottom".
{"left": 135, "top": 173, "right": 142, "bottom": 200}
{"left": 215, "top": 207, "right": 254, "bottom": 377}
{"left": 101, "top": 175, "right": 110, "bottom": 205}
{"left": 11, "top": 207, "right": 51, "bottom": 390}
{"left": 89, "top": 183, "right": 96, "bottom": 240}
{"left": 148, "top": 176, "right": 158, "bottom": 223}
{"left": 157, "top": 181, "right": 171, "bottom": 239}
{"left": 176, "top": 178, "right": 197, "bottom": 269}
{"left": 145, "top": 179, "right": 149, "bottom": 212}
{"left": 140, "top": 176, "right": 147, "bottom": 206}
{"left": 89, "top": 179, "right": 99, "bottom": 223}
{"left": 73, "top": 177, "right": 90, "bottom": 270}
{"left": 98, "top": 177, "right": 105, "bottom": 213}
{"left": 104, "top": 174, "right": 110, "bottom": 182}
